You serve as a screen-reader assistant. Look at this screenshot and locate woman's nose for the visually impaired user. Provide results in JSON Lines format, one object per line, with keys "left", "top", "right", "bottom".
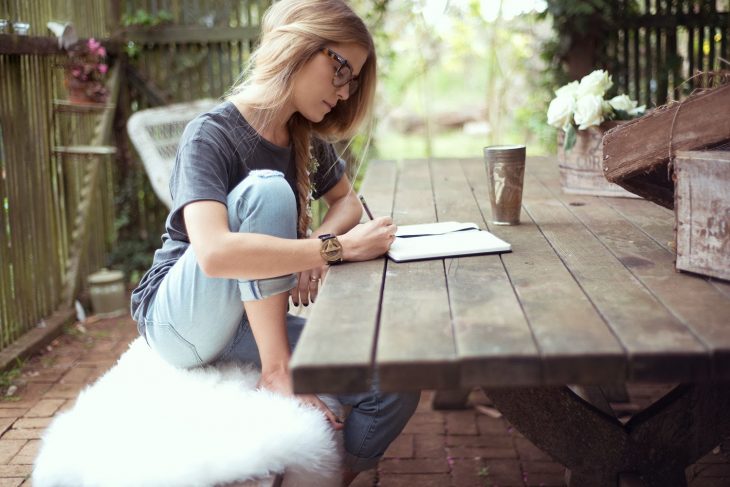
{"left": 336, "top": 83, "right": 350, "bottom": 101}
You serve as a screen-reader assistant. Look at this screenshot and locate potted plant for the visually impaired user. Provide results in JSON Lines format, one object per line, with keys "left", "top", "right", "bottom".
{"left": 547, "top": 69, "right": 645, "bottom": 196}
{"left": 64, "top": 38, "right": 109, "bottom": 104}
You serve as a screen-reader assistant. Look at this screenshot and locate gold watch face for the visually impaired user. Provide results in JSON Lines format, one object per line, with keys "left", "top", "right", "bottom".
{"left": 321, "top": 237, "right": 343, "bottom": 263}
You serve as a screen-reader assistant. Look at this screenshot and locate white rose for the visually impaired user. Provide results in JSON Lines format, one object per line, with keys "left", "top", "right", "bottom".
{"left": 573, "top": 95, "right": 604, "bottom": 130}
{"left": 547, "top": 94, "right": 576, "bottom": 130}
{"left": 602, "top": 100, "right": 613, "bottom": 116}
{"left": 555, "top": 80, "right": 579, "bottom": 98}
{"left": 629, "top": 105, "right": 646, "bottom": 117}
{"left": 608, "top": 94, "right": 637, "bottom": 112}
{"left": 577, "top": 69, "right": 613, "bottom": 97}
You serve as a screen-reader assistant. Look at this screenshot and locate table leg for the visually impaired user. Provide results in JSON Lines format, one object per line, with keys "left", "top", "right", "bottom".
{"left": 431, "top": 388, "right": 472, "bottom": 410}
{"left": 482, "top": 383, "right": 730, "bottom": 487}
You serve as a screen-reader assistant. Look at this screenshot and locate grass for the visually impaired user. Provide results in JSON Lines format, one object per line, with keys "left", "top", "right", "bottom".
{"left": 477, "top": 465, "right": 492, "bottom": 487}
{"left": 0, "top": 358, "right": 25, "bottom": 400}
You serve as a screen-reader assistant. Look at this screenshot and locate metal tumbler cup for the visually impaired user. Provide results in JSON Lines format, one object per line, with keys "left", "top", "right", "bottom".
{"left": 483, "top": 145, "right": 526, "bottom": 225}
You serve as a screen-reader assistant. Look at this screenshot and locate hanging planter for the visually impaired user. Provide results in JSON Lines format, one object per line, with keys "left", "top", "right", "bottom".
{"left": 64, "top": 75, "right": 106, "bottom": 104}
{"left": 63, "top": 38, "right": 109, "bottom": 104}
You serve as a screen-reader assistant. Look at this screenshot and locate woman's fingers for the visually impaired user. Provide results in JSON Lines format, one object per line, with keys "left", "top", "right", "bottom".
{"left": 260, "top": 375, "right": 343, "bottom": 430}
{"left": 308, "top": 272, "right": 320, "bottom": 303}
{"left": 291, "top": 269, "right": 323, "bottom": 307}
{"left": 299, "top": 394, "right": 344, "bottom": 430}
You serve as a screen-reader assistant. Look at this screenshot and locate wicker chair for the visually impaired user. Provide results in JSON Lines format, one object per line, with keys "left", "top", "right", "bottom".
{"left": 127, "top": 99, "right": 219, "bottom": 209}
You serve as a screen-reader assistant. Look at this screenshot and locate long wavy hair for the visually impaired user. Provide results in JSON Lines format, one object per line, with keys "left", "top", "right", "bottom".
{"left": 227, "top": 0, "right": 376, "bottom": 237}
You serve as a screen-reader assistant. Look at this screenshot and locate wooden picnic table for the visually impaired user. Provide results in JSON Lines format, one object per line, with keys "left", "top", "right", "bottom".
{"left": 290, "top": 157, "right": 730, "bottom": 487}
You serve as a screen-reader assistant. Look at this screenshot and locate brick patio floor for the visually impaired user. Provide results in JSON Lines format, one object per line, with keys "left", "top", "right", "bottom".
{"left": 0, "top": 313, "right": 728, "bottom": 487}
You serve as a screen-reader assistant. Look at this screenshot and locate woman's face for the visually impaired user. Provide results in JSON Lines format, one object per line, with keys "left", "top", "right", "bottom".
{"left": 291, "top": 42, "right": 368, "bottom": 123}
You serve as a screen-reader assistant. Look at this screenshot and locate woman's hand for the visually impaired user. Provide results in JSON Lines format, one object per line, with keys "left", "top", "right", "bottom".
{"left": 338, "top": 216, "right": 397, "bottom": 262}
{"left": 258, "top": 368, "right": 344, "bottom": 430}
{"left": 291, "top": 265, "right": 328, "bottom": 307}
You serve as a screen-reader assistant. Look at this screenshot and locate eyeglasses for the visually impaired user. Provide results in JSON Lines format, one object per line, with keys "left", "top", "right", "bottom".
{"left": 321, "top": 47, "right": 360, "bottom": 95}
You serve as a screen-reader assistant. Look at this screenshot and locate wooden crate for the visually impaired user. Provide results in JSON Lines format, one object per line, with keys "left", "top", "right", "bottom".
{"left": 603, "top": 82, "right": 730, "bottom": 209}
{"left": 674, "top": 150, "right": 730, "bottom": 281}
{"left": 557, "top": 121, "right": 638, "bottom": 198}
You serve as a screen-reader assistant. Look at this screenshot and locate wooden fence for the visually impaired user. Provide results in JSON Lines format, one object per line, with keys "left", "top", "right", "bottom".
{"left": 0, "top": 52, "right": 117, "bottom": 350}
{"left": 123, "top": 0, "right": 270, "bottom": 107}
{"left": 0, "top": 1, "right": 112, "bottom": 38}
{"left": 115, "top": 0, "right": 271, "bottom": 283}
{"left": 609, "top": 0, "right": 730, "bottom": 107}
{"left": 0, "top": 0, "right": 269, "bottom": 353}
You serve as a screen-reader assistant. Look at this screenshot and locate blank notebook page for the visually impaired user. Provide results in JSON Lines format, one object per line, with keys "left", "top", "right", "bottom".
{"left": 387, "top": 221, "right": 512, "bottom": 262}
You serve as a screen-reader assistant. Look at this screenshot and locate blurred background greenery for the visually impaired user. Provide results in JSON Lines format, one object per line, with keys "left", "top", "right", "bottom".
{"left": 350, "top": 0, "right": 555, "bottom": 167}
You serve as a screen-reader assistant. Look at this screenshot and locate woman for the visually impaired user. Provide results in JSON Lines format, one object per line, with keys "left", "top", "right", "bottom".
{"left": 130, "top": 0, "right": 420, "bottom": 483}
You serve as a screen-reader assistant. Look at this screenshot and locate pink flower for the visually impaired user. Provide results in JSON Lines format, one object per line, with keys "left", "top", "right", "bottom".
{"left": 97, "top": 46, "right": 106, "bottom": 57}
{"left": 98, "top": 64, "right": 108, "bottom": 74}
{"left": 87, "top": 38, "right": 101, "bottom": 52}
{"left": 72, "top": 68, "right": 81, "bottom": 77}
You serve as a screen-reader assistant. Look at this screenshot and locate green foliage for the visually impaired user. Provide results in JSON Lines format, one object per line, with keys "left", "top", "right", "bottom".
{"left": 0, "top": 358, "right": 24, "bottom": 397}
{"left": 477, "top": 465, "right": 492, "bottom": 487}
{"left": 108, "top": 157, "right": 165, "bottom": 285}
{"left": 121, "top": 9, "right": 173, "bottom": 58}
{"left": 539, "top": 0, "right": 641, "bottom": 84}
{"left": 363, "top": 1, "right": 555, "bottom": 158}
{"left": 122, "top": 9, "right": 173, "bottom": 28}
{"left": 563, "top": 124, "right": 576, "bottom": 151}
{"left": 125, "top": 41, "right": 141, "bottom": 60}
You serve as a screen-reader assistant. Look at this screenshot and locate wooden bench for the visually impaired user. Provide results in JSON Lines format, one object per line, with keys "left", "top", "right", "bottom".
{"left": 290, "top": 156, "right": 730, "bottom": 486}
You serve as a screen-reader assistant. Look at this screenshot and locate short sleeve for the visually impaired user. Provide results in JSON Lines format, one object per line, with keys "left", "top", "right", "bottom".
{"left": 167, "top": 134, "right": 233, "bottom": 241}
{"left": 310, "top": 138, "right": 346, "bottom": 200}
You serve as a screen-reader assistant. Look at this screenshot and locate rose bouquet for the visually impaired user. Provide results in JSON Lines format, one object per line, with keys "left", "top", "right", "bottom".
{"left": 64, "top": 38, "right": 109, "bottom": 103}
{"left": 547, "top": 69, "right": 645, "bottom": 151}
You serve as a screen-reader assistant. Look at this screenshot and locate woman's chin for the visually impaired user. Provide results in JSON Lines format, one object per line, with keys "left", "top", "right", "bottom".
{"left": 299, "top": 110, "right": 327, "bottom": 124}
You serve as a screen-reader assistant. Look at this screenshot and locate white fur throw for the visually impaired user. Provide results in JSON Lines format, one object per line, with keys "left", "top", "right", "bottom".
{"left": 33, "top": 337, "right": 342, "bottom": 487}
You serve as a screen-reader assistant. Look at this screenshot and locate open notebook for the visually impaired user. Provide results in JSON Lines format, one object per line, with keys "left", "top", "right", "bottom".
{"left": 387, "top": 221, "right": 512, "bottom": 262}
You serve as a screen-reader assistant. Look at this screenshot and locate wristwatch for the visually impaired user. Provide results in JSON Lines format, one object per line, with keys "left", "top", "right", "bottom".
{"left": 318, "top": 234, "right": 343, "bottom": 265}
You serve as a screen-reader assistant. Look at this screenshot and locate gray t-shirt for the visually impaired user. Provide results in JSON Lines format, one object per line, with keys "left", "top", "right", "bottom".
{"left": 130, "top": 101, "right": 345, "bottom": 323}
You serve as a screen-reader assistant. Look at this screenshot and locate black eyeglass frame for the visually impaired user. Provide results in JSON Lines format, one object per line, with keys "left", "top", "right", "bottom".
{"left": 321, "top": 47, "right": 360, "bottom": 95}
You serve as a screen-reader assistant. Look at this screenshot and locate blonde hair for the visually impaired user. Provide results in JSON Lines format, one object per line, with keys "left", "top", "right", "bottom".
{"left": 227, "top": 0, "right": 376, "bottom": 237}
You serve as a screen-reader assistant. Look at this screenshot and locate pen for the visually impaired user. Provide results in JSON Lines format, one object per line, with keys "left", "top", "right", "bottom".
{"left": 359, "top": 195, "right": 374, "bottom": 220}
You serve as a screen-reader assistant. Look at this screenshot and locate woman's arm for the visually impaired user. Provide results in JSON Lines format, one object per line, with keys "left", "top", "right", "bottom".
{"left": 184, "top": 194, "right": 394, "bottom": 280}
{"left": 292, "top": 174, "right": 362, "bottom": 305}
{"left": 184, "top": 201, "right": 324, "bottom": 279}
{"left": 310, "top": 174, "right": 363, "bottom": 238}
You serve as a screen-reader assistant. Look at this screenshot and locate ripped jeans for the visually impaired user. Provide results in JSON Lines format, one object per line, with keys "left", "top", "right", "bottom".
{"left": 141, "top": 170, "right": 420, "bottom": 471}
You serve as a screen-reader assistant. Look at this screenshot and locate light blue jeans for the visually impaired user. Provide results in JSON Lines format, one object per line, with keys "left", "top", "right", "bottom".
{"left": 142, "top": 170, "right": 419, "bottom": 471}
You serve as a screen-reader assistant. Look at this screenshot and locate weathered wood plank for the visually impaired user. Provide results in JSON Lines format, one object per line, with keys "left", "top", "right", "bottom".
{"left": 557, "top": 121, "right": 638, "bottom": 198}
{"left": 124, "top": 25, "right": 260, "bottom": 45}
{"left": 535, "top": 159, "right": 730, "bottom": 380}
{"left": 605, "top": 190, "right": 730, "bottom": 301}
{"left": 602, "top": 82, "right": 730, "bottom": 208}
{"left": 430, "top": 159, "right": 540, "bottom": 386}
{"left": 674, "top": 150, "right": 730, "bottom": 281}
{"left": 290, "top": 160, "right": 396, "bottom": 394}
{"left": 376, "top": 159, "right": 458, "bottom": 391}
{"left": 600, "top": 197, "right": 675, "bottom": 253}
{"left": 61, "top": 64, "right": 121, "bottom": 306}
{"left": 462, "top": 159, "right": 626, "bottom": 385}
{"left": 527, "top": 159, "right": 709, "bottom": 382}
{"left": 0, "top": 34, "right": 63, "bottom": 55}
